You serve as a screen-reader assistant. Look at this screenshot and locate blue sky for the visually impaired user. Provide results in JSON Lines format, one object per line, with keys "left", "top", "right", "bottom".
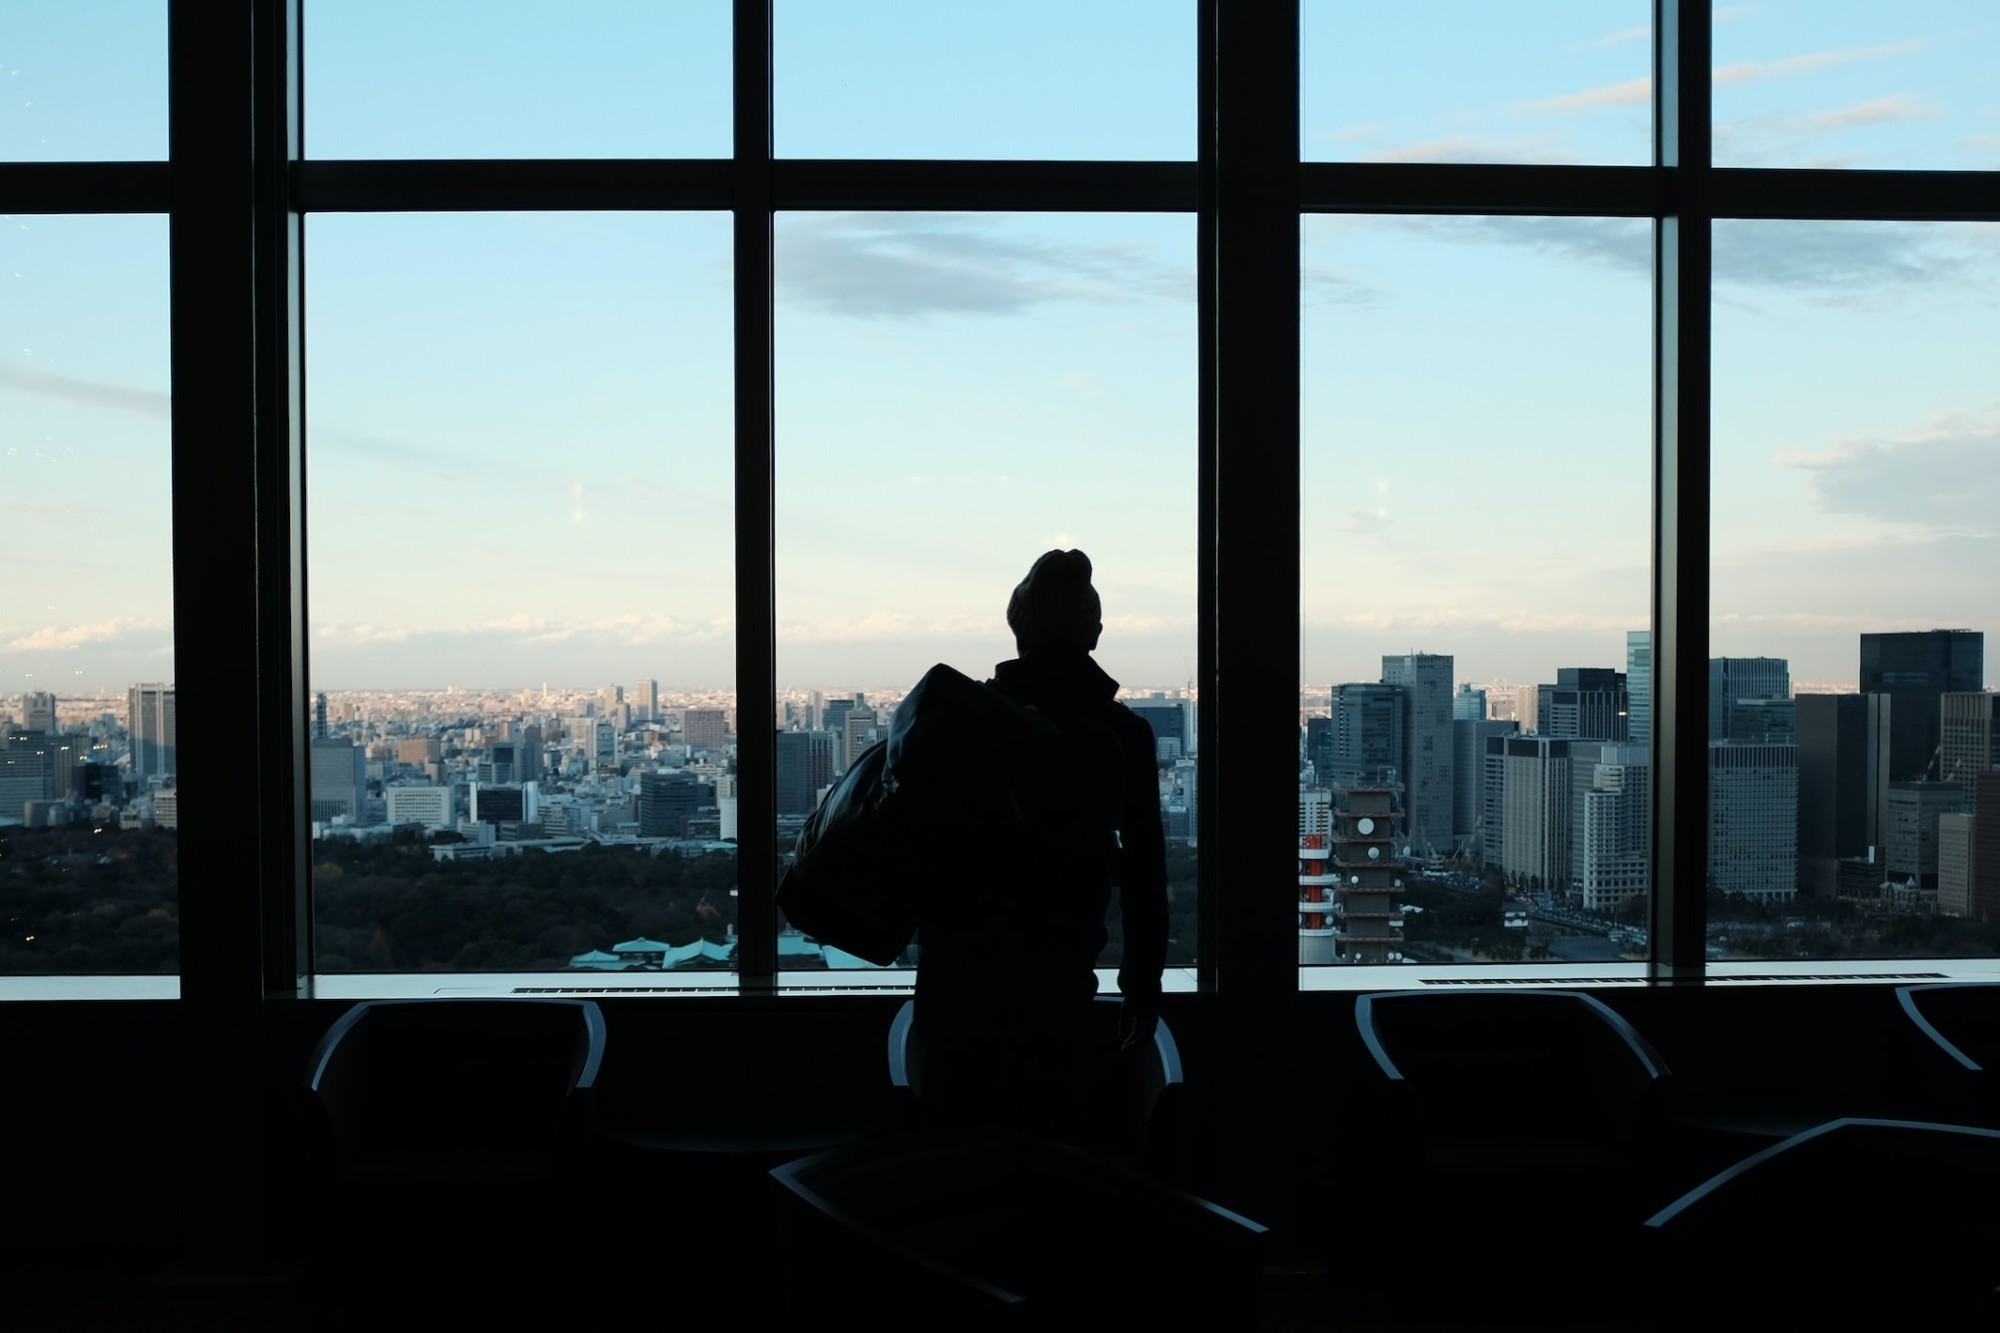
{"left": 2, "top": 3, "right": 1995, "bottom": 698}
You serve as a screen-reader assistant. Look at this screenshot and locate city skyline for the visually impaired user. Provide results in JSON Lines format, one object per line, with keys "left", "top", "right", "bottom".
{"left": 7, "top": 3, "right": 1999, "bottom": 691}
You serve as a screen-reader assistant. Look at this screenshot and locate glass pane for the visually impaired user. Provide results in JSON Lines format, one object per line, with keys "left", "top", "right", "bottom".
{"left": 305, "top": 0, "right": 731, "bottom": 158}
{"left": 774, "top": 212, "right": 1198, "bottom": 983}
{"left": 1712, "top": 220, "right": 1999, "bottom": 964}
{"left": 1, "top": 2, "right": 167, "bottom": 161}
{"left": 305, "top": 212, "right": 735, "bottom": 976}
{"left": 1, "top": 215, "right": 177, "bottom": 975}
{"left": 1302, "top": 0, "right": 1652, "bottom": 165}
{"left": 1714, "top": 1, "right": 1999, "bottom": 170}
{"left": 775, "top": 2, "right": 1194, "bottom": 160}
{"left": 1301, "top": 216, "right": 1653, "bottom": 969}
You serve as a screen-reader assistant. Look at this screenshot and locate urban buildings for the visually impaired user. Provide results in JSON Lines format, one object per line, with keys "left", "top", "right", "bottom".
{"left": 1326, "top": 683, "right": 1404, "bottom": 790}
{"left": 128, "top": 682, "right": 177, "bottom": 780}
{"left": 1572, "top": 742, "right": 1650, "bottom": 915}
{"left": 1537, "top": 667, "right": 1628, "bottom": 743}
{"left": 1487, "top": 735, "right": 1573, "bottom": 893}
{"left": 683, "top": 707, "right": 730, "bottom": 754}
{"left": 1707, "top": 742, "right": 1798, "bottom": 903}
{"left": 1939, "top": 692, "right": 2000, "bottom": 806}
{"left": 1625, "top": 631, "right": 1651, "bottom": 748}
{"left": 1796, "top": 694, "right": 1887, "bottom": 899}
{"left": 1128, "top": 695, "right": 1191, "bottom": 763}
{"left": 776, "top": 730, "right": 836, "bottom": 817}
{"left": 1862, "top": 630, "right": 1984, "bottom": 791}
{"left": 308, "top": 736, "right": 365, "bottom": 823}
{"left": 1380, "top": 653, "right": 1453, "bottom": 857}
{"left": 1328, "top": 782, "right": 1405, "bottom": 965}
{"left": 1709, "top": 657, "right": 1791, "bottom": 743}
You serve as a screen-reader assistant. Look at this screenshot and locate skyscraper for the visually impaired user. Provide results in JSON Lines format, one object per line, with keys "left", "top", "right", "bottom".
{"left": 639, "top": 771, "right": 710, "bottom": 838}
{"left": 1625, "top": 631, "right": 1651, "bottom": 748}
{"left": 1327, "top": 683, "right": 1404, "bottom": 788}
{"left": 1862, "top": 629, "right": 1984, "bottom": 785}
{"left": 1452, "top": 716, "right": 1515, "bottom": 848}
{"left": 1796, "top": 693, "right": 1888, "bottom": 899}
{"left": 776, "top": 730, "right": 836, "bottom": 817}
{"left": 1127, "top": 695, "right": 1190, "bottom": 762}
{"left": 1452, "top": 684, "right": 1487, "bottom": 722}
{"left": 1709, "top": 657, "right": 1791, "bottom": 743}
{"left": 23, "top": 691, "right": 57, "bottom": 735}
{"left": 683, "top": 707, "right": 730, "bottom": 754}
{"left": 1576, "top": 744, "right": 1651, "bottom": 915}
{"left": 1939, "top": 692, "right": 2000, "bottom": 808}
{"left": 1536, "top": 668, "right": 1627, "bottom": 742}
{"left": 1381, "top": 653, "right": 1453, "bottom": 855}
{"left": 128, "top": 682, "right": 177, "bottom": 780}
{"left": 1885, "top": 781, "right": 1961, "bottom": 890}
{"left": 309, "top": 736, "right": 365, "bottom": 823}
{"left": 1708, "top": 742, "right": 1798, "bottom": 903}
{"left": 1488, "top": 734, "right": 1572, "bottom": 894}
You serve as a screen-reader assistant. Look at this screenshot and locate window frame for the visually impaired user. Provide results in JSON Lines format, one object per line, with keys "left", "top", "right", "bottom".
{"left": 6, "top": 0, "right": 1998, "bottom": 1002}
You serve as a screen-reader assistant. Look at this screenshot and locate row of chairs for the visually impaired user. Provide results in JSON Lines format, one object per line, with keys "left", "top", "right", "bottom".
{"left": 297, "top": 984, "right": 2000, "bottom": 1324}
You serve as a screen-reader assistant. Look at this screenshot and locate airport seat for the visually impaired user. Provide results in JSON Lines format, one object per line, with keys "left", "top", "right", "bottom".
{"left": 1645, "top": 1117, "right": 2000, "bottom": 1319}
{"left": 769, "top": 1127, "right": 1265, "bottom": 1330}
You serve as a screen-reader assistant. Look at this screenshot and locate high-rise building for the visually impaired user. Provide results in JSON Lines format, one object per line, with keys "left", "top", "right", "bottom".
{"left": 1626, "top": 631, "right": 1652, "bottom": 748}
{"left": 591, "top": 719, "right": 618, "bottom": 771}
{"left": 841, "top": 708, "right": 879, "bottom": 772}
{"left": 398, "top": 737, "right": 442, "bottom": 767}
{"left": 1327, "top": 683, "right": 1404, "bottom": 789}
{"left": 1488, "top": 735, "right": 1572, "bottom": 895}
{"left": 1709, "top": 657, "right": 1791, "bottom": 743}
{"left": 1885, "top": 780, "right": 1962, "bottom": 890}
{"left": 639, "top": 771, "right": 710, "bottom": 838}
{"left": 1796, "top": 694, "right": 1889, "bottom": 899}
{"left": 1380, "top": 653, "right": 1453, "bottom": 855}
{"left": 1452, "top": 684, "right": 1487, "bottom": 722}
{"left": 385, "top": 785, "right": 453, "bottom": 829}
{"left": 776, "top": 730, "right": 836, "bottom": 816}
{"left": 1973, "top": 772, "right": 2000, "bottom": 923}
{"left": 630, "top": 679, "right": 659, "bottom": 723}
{"left": 1536, "top": 668, "right": 1627, "bottom": 742}
{"left": 1303, "top": 715, "right": 1334, "bottom": 782}
{"left": 1862, "top": 629, "right": 1984, "bottom": 790}
{"left": 1939, "top": 692, "right": 2000, "bottom": 808}
{"left": 1938, "top": 812, "right": 1975, "bottom": 917}
{"left": 309, "top": 736, "right": 365, "bottom": 823}
{"left": 128, "top": 682, "right": 177, "bottom": 779}
{"left": 1128, "top": 695, "right": 1190, "bottom": 763}
{"left": 683, "top": 707, "right": 731, "bottom": 754}
{"left": 0, "top": 740, "right": 53, "bottom": 816}
{"left": 23, "top": 691, "right": 57, "bottom": 734}
{"left": 1708, "top": 741, "right": 1798, "bottom": 903}
{"left": 1576, "top": 744, "right": 1650, "bottom": 914}
{"left": 1452, "top": 717, "right": 1515, "bottom": 850}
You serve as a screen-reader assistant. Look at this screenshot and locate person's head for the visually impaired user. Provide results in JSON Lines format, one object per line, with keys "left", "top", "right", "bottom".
{"left": 1007, "top": 549, "right": 1103, "bottom": 655}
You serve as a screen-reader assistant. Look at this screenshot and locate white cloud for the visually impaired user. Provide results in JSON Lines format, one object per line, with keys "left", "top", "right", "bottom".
{"left": 7, "top": 617, "right": 170, "bottom": 652}
{"left": 1802, "top": 93, "right": 1941, "bottom": 132}
{"left": 1358, "top": 135, "right": 1570, "bottom": 164}
{"left": 1522, "top": 77, "right": 1652, "bottom": 115}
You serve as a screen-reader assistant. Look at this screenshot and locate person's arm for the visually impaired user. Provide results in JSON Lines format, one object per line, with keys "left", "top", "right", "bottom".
{"left": 1116, "top": 714, "right": 1169, "bottom": 1047}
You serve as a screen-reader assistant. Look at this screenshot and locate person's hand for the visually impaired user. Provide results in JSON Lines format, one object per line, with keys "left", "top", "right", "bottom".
{"left": 1118, "top": 997, "right": 1160, "bottom": 1051}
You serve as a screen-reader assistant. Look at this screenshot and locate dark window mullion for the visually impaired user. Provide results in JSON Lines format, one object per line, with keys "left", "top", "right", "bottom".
{"left": 1650, "top": 0, "right": 1712, "bottom": 982}
{"left": 733, "top": 0, "right": 778, "bottom": 987}
{"left": 291, "top": 158, "right": 733, "bottom": 212}
{"left": 1299, "top": 162, "right": 1666, "bottom": 217}
{"left": 0, "top": 161, "right": 172, "bottom": 212}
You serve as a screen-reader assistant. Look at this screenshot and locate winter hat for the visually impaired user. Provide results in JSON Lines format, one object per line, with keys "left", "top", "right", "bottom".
{"left": 1006, "top": 549, "right": 1103, "bottom": 652}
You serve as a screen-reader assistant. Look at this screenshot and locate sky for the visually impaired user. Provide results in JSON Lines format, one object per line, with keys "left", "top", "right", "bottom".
{"left": 2, "top": 2, "right": 1996, "bottom": 700}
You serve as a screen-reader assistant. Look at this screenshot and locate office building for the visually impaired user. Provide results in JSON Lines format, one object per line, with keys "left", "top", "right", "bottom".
{"left": 1885, "top": 781, "right": 1962, "bottom": 890}
{"left": 1938, "top": 812, "right": 1975, "bottom": 917}
{"left": 1452, "top": 717, "right": 1515, "bottom": 850}
{"left": 1380, "top": 653, "right": 1453, "bottom": 856}
{"left": 1708, "top": 742, "right": 1798, "bottom": 903}
{"left": 1709, "top": 657, "right": 1791, "bottom": 743}
{"left": 639, "top": 771, "right": 711, "bottom": 839}
{"left": 1303, "top": 715, "right": 1333, "bottom": 783}
{"left": 1626, "top": 631, "right": 1651, "bottom": 748}
{"left": 309, "top": 737, "right": 366, "bottom": 823}
{"left": 776, "top": 730, "right": 837, "bottom": 817}
{"left": 1452, "top": 684, "right": 1486, "bottom": 723}
{"left": 397, "top": 737, "right": 442, "bottom": 767}
{"left": 385, "top": 785, "right": 453, "bottom": 829}
{"left": 630, "top": 679, "right": 659, "bottom": 723}
{"left": 1862, "top": 629, "right": 1984, "bottom": 791}
{"left": 1488, "top": 735, "right": 1573, "bottom": 894}
{"left": 1570, "top": 742, "right": 1650, "bottom": 914}
{"left": 128, "top": 682, "right": 177, "bottom": 780}
{"left": 1974, "top": 772, "right": 2000, "bottom": 923}
{"left": 1939, "top": 692, "right": 2000, "bottom": 807}
{"left": 470, "top": 782, "right": 536, "bottom": 826}
{"left": 24, "top": 691, "right": 58, "bottom": 735}
{"left": 1796, "top": 694, "right": 1889, "bottom": 899}
{"left": 1537, "top": 667, "right": 1627, "bottom": 743}
{"left": 683, "top": 707, "right": 730, "bottom": 754}
{"left": 1129, "top": 695, "right": 1190, "bottom": 763}
{"left": 1326, "top": 683, "right": 1404, "bottom": 789}
{"left": 841, "top": 708, "right": 878, "bottom": 772}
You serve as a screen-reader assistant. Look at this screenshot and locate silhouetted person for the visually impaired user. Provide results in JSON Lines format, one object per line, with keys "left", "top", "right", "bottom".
{"left": 913, "top": 549, "right": 1169, "bottom": 1140}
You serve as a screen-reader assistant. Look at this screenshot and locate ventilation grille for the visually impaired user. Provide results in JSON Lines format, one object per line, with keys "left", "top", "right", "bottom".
{"left": 1419, "top": 971, "right": 1950, "bottom": 987}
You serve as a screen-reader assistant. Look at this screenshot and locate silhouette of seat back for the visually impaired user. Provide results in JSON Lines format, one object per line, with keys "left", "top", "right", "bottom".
{"left": 1356, "top": 989, "right": 1667, "bottom": 1158}
{"left": 1645, "top": 1117, "right": 2000, "bottom": 1316}
{"left": 771, "top": 1130, "right": 1264, "bottom": 1328}
{"left": 305, "top": 998, "right": 605, "bottom": 1180}
{"left": 888, "top": 996, "right": 1185, "bottom": 1172}
{"left": 1898, "top": 982, "right": 2000, "bottom": 1074}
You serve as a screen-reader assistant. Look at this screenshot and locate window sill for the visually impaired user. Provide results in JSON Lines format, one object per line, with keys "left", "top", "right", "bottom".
{"left": 0, "top": 975, "right": 181, "bottom": 1001}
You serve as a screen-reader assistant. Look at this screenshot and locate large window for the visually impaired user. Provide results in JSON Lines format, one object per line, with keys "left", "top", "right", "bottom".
{"left": 8, "top": 4, "right": 1996, "bottom": 997}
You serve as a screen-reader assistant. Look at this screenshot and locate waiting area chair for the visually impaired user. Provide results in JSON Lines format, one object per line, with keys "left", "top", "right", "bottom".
{"left": 770, "top": 1128, "right": 1265, "bottom": 1329}
{"left": 1645, "top": 1117, "right": 2000, "bottom": 1319}
{"left": 887, "top": 995, "right": 1191, "bottom": 1181}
